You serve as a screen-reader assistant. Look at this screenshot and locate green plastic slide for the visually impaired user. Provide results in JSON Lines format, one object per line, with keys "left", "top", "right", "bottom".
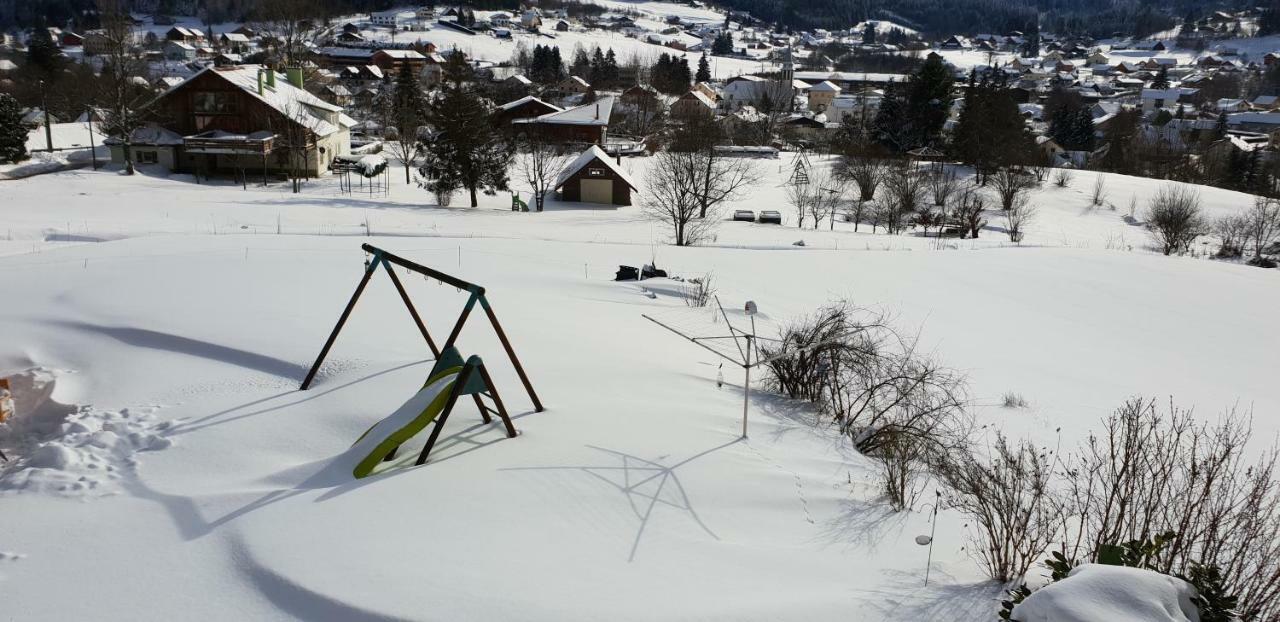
{"left": 349, "top": 366, "right": 462, "bottom": 478}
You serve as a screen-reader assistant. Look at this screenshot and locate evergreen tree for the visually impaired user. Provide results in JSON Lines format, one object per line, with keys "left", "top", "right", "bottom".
{"left": 862, "top": 22, "right": 876, "bottom": 45}
{"left": 419, "top": 52, "right": 512, "bottom": 207}
{"left": 1152, "top": 65, "right": 1170, "bottom": 89}
{"left": 0, "top": 94, "right": 28, "bottom": 164}
{"left": 603, "top": 49, "right": 620, "bottom": 87}
{"left": 589, "top": 47, "right": 606, "bottom": 85}
{"left": 712, "top": 32, "right": 733, "bottom": 55}
{"left": 1215, "top": 111, "right": 1229, "bottom": 139}
{"left": 950, "top": 69, "right": 1034, "bottom": 177}
{"left": 696, "top": 53, "right": 711, "bottom": 83}
{"left": 571, "top": 47, "right": 591, "bottom": 77}
{"left": 894, "top": 53, "right": 954, "bottom": 150}
{"left": 872, "top": 83, "right": 908, "bottom": 150}
{"left": 1098, "top": 108, "right": 1141, "bottom": 173}
{"left": 25, "top": 28, "right": 65, "bottom": 76}
{"left": 1021, "top": 19, "right": 1040, "bottom": 58}
{"left": 1071, "top": 107, "right": 1096, "bottom": 152}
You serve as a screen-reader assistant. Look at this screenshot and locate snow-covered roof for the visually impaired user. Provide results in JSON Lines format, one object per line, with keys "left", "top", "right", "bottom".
{"left": 554, "top": 145, "right": 638, "bottom": 190}
{"left": 515, "top": 96, "right": 614, "bottom": 126}
{"left": 155, "top": 65, "right": 346, "bottom": 137}
{"left": 808, "top": 80, "right": 840, "bottom": 92}
{"left": 104, "top": 123, "right": 184, "bottom": 146}
{"left": 497, "top": 95, "right": 561, "bottom": 112}
{"left": 0, "top": 59, "right": 18, "bottom": 72}
{"left": 376, "top": 49, "right": 425, "bottom": 59}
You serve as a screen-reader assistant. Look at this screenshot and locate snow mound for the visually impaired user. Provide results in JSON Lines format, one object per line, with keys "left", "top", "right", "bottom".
{"left": 1011, "top": 564, "right": 1200, "bottom": 622}
{"left": 0, "top": 368, "right": 174, "bottom": 497}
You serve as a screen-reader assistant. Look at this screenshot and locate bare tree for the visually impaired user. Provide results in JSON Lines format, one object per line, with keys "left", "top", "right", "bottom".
{"left": 1214, "top": 214, "right": 1249, "bottom": 258}
{"left": 1145, "top": 184, "right": 1207, "bottom": 255}
{"left": 516, "top": 138, "right": 570, "bottom": 213}
{"left": 835, "top": 154, "right": 888, "bottom": 232}
{"left": 643, "top": 150, "right": 717, "bottom": 246}
{"left": 1244, "top": 195, "right": 1280, "bottom": 262}
{"left": 250, "top": 0, "right": 322, "bottom": 67}
{"left": 95, "top": 0, "right": 150, "bottom": 175}
{"left": 990, "top": 166, "right": 1036, "bottom": 211}
{"left": 1053, "top": 168, "right": 1073, "bottom": 188}
{"left": 878, "top": 162, "right": 925, "bottom": 234}
{"left": 1005, "top": 197, "right": 1037, "bottom": 244}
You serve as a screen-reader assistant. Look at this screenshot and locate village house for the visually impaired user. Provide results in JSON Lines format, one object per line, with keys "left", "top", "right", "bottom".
{"left": 492, "top": 95, "right": 562, "bottom": 126}
{"left": 512, "top": 96, "right": 614, "bottom": 144}
{"left": 806, "top": 80, "right": 840, "bottom": 112}
{"left": 670, "top": 90, "right": 716, "bottom": 118}
{"left": 109, "top": 65, "right": 353, "bottom": 177}
{"left": 165, "top": 26, "right": 205, "bottom": 44}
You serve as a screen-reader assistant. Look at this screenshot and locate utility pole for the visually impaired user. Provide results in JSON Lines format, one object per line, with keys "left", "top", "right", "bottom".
{"left": 87, "top": 106, "right": 98, "bottom": 169}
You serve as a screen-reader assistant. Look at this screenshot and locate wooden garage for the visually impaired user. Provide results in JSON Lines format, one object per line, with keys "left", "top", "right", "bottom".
{"left": 554, "top": 145, "right": 638, "bottom": 206}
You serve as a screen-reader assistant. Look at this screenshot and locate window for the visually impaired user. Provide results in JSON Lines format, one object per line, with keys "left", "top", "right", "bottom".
{"left": 587, "top": 168, "right": 605, "bottom": 176}
{"left": 192, "top": 91, "right": 237, "bottom": 114}
{"left": 136, "top": 150, "right": 159, "bottom": 164}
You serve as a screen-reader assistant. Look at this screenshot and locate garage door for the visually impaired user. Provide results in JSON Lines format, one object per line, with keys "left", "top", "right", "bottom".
{"left": 580, "top": 179, "right": 613, "bottom": 204}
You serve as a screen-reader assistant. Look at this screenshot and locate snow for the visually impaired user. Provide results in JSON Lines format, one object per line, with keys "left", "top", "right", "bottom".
{"left": 1011, "top": 564, "right": 1201, "bottom": 622}
{"left": 0, "top": 156, "right": 1276, "bottom": 619}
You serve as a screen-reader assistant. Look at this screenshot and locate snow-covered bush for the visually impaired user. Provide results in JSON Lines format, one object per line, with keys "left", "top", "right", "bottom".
{"left": 1002, "top": 392, "right": 1028, "bottom": 409}
{"left": 1009, "top": 564, "right": 1200, "bottom": 622}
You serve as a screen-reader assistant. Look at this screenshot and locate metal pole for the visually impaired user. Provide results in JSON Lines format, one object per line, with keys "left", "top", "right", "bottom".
{"left": 924, "top": 491, "right": 940, "bottom": 586}
{"left": 41, "top": 81, "right": 52, "bottom": 152}
{"left": 87, "top": 108, "right": 98, "bottom": 170}
{"left": 742, "top": 335, "right": 751, "bottom": 438}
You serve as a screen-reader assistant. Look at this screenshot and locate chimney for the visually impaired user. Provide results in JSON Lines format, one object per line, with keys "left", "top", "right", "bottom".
{"left": 264, "top": 68, "right": 275, "bottom": 88}
{"left": 286, "top": 67, "right": 304, "bottom": 89}
{"left": 594, "top": 103, "right": 599, "bottom": 120}
{"left": 256, "top": 69, "right": 264, "bottom": 94}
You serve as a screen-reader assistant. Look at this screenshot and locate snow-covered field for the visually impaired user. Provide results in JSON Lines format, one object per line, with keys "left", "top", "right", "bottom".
{"left": 1, "top": 158, "right": 1276, "bottom": 620}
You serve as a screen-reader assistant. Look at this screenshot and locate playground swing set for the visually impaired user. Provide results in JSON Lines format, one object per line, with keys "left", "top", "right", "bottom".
{"left": 300, "top": 243, "right": 543, "bottom": 478}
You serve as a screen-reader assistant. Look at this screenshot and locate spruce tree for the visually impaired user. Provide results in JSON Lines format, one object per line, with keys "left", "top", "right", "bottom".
{"left": 0, "top": 94, "right": 28, "bottom": 164}
{"left": 419, "top": 53, "right": 512, "bottom": 207}
{"left": 696, "top": 53, "right": 711, "bottom": 83}
{"left": 1021, "top": 19, "right": 1040, "bottom": 58}
{"left": 1071, "top": 107, "right": 1096, "bottom": 152}
{"left": 1152, "top": 66, "right": 1170, "bottom": 89}
{"left": 862, "top": 22, "right": 876, "bottom": 45}
{"left": 603, "top": 49, "right": 619, "bottom": 86}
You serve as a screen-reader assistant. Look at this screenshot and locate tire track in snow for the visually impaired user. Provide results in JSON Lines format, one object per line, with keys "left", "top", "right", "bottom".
{"left": 744, "top": 440, "right": 814, "bottom": 525}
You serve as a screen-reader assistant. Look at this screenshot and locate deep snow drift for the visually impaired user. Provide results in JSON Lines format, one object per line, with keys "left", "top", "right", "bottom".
{"left": 0, "top": 163, "right": 1275, "bottom": 620}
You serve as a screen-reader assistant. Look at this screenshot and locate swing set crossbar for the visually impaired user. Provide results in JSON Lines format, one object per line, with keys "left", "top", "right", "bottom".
{"left": 298, "top": 245, "right": 544, "bottom": 415}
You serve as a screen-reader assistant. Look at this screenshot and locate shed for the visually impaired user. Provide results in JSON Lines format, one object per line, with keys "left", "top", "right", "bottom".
{"left": 555, "top": 145, "right": 637, "bottom": 205}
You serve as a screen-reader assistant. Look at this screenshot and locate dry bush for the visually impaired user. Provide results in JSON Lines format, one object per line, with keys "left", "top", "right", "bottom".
{"left": 836, "top": 152, "right": 889, "bottom": 203}
{"left": 761, "top": 303, "right": 971, "bottom": 511}
{"left": 681, "top": 273, "right": 715, "bottom": 308}
{"left": 1053, "top": 168, "right": 1072, "bottom": 188}
{"left": 1244, "top": 196, "right": 1280, "bottom": 262}
{"left": 1005, "top": 197, "right": 1037, "bottom": 244}
{"left": 1215, "top": 214, "right": 1249, "bottom": 258}
{"left": 937, "top": 433, "right": 1060, "bottom": 583}
{"left": 952, "top": 184, "right": 988, "bottom": 239}
{"left": 879, "top": 163, "right": 926, "bottom": 234}
{"left": 1091, "top": 175, "right": 1107, "bottom": 206}
{"left": 1002, "top": 392, "right": 1028, "bottom": 409}
{"left": 990, "top": 167, "right": 1037, "bottom": 211}
{"left": 929, "top": 169, "right": 960, "bottom": 207}
{"left": 1145, "top": 184, "right": 1207, "bottom": 255}
{"left": 1059, "top": 398, "right": 1280, "bottom": 621}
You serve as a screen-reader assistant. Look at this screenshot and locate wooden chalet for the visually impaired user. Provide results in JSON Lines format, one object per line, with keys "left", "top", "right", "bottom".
{"left": 492, "top": 95, "right": 562, "bottom": 126}
{"left": 511, "top": 96, "right": 613, "bottom": 144}
{"left": 111, "top": 65, "right": 353, "bottom": 177}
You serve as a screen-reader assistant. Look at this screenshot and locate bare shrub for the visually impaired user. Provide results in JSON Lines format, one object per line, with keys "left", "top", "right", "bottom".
{"left": 1091, "top": 175, "right": 1107, "bottom": 206}
{"left": 1053, "top": 168, "right": 1072, "bottom": 188}
{"left": 929, "top": 169, "right": 960, "bottom": 207}
{"left": 1059, "top": 398, "right": 1280, "bottom": 621}
{"left": 990, "top": 167, "right": 1037, "bottom": 211}
{"left": 761, "top": 303, "right": 971, "bottom": 511}
{"left": 1145, "top": 184, "right": 1207, "bottom": 255}
{"left": 952, "top": 184, "right": 988, "bottom": 239}
{"left": 681, "top": 273, "right": 715, "bottom": 308}
{"left": 1002, "top": 392, "right": 1028, "bottom": 408}
{"left": 836, "top": 152, "right": 888, "bottom": 203}
{"left": 1214, "top": 214, "right": 1249, "bottom": 258}
{"left": 937, "top": 433, "right": 1059, "bottom": 583}
{"left": 1005, "top": 198, "right": 1037, "bottom": 244}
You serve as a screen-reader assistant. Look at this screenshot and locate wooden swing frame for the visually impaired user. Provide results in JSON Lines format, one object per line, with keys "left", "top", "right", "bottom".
{"left": 299, "top": 244, "right": 544, "bottom": 422}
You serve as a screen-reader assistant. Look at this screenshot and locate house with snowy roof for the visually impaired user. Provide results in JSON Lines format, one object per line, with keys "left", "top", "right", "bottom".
{"left": 554, "top": 145, "right": 638, "bottom": 205}
{"left": 114, "top": 65, "right": 354, "bottom": 177}
{"left": 512, "top": 96, "right": 614, "bottom": 144}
